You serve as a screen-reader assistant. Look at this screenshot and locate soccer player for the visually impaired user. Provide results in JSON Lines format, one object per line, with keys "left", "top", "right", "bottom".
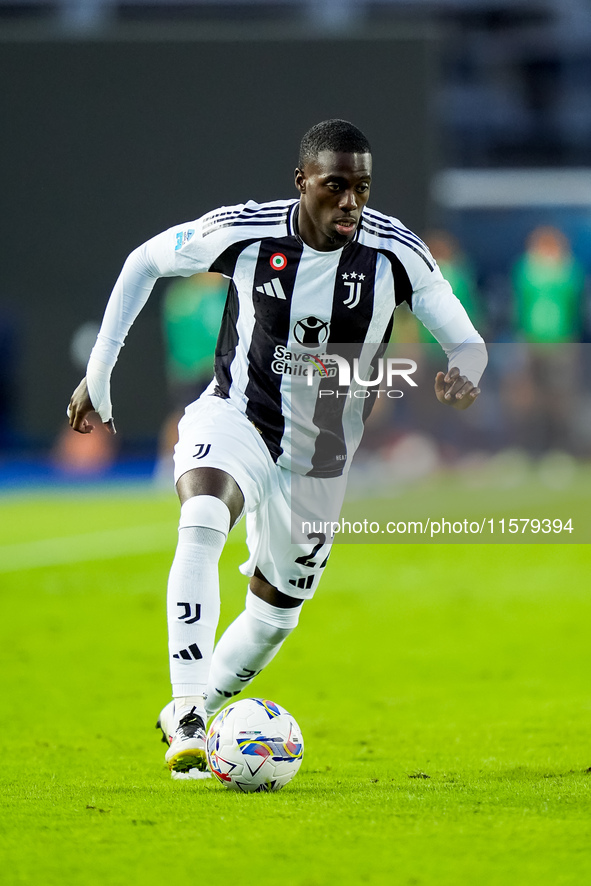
{"left": 68, "top": 120, "right": 486, "bottom": 778}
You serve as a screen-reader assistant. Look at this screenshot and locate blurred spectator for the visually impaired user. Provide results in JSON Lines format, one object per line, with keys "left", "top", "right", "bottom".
{"left": 426, "top": 229, "right": 483, "bottom": 333}
{"left": 512, "top": 226, "right": 585, "bottom": 343}
{"left": 502, "top": 226, "right": 588, "bottom": 454}
{"left": 155, "top": 272, "right": 227, "bottom": 484}
{"left": 53, "top": 414, "right": 117, "bottom": 473}
{"left": 373, "top": 232, "right": 485, "bottom": 454}
{"left": 393, "top": 229, "right": 483, "bottom": 346}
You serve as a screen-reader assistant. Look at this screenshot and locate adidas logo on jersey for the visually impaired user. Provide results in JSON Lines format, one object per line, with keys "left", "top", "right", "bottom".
{"left": 256, "top": 278, "right": 286, "bottom": 299}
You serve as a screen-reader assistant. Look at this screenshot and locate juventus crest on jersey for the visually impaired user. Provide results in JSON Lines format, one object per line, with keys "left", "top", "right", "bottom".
{"left": 117, "top": 198, "right": 474, "bottom": 478}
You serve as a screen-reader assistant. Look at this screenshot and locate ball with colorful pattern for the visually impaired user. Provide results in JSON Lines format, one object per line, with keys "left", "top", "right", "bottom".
{"left": 206, "top": 698, "right": 304, "bottom": 792}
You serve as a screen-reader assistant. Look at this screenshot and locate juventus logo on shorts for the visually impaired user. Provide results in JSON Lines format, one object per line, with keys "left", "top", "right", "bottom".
{"left": 193, "top": 443, "right": 211, "bottom": 459}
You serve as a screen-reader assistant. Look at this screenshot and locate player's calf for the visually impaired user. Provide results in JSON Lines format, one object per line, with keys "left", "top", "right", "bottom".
{"left": 204, "top": 590, "right": 303, "bottom": 719}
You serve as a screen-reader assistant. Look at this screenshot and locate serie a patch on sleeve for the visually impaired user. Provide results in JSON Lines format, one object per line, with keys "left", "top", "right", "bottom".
{"left": 175, "top": 228, "right": 195, "bottom": 251}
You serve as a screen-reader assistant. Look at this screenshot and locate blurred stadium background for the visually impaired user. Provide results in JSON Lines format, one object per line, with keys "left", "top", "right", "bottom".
{"left": 2, "top": 12, "right": 590, "bottom": 883}
{"left": 1, "top": 0, "right": 590, "bottom": 501}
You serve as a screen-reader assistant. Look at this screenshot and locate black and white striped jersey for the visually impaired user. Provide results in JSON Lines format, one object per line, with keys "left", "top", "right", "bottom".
{"left": 90, "top": 198, "right": 484, "bottom": 477}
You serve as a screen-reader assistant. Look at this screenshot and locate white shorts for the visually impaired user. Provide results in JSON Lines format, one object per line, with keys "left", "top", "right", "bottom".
{"left": 174, "top": 394, "right": 347, "bottom": 600}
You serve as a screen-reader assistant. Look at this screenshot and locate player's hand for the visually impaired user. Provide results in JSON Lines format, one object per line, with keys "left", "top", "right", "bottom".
{"left": 434, "top": 367, "right": 480, "bottom": 410}
{"left": 67, "top": 377, "right": 116, "bottom": 435}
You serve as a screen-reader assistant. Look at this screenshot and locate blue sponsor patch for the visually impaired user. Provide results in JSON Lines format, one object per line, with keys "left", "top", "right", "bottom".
{"left": 175, "top": 228, "right": 195, "bottom": 251}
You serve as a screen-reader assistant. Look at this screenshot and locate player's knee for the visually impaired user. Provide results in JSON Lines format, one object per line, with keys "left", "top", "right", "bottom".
{"left": 245, "top": 589, "right": 302, "bottom": 641}
{"left": 179, "top": 495, "right": 231, "bottom": 539}
{"left": 250, "top": 571, "right": 304, "bottom": 609}
{"left": 177, "top": 467, "right": 244, "bottom": 526}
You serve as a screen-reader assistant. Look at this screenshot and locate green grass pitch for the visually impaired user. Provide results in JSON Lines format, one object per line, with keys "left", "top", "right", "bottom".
{"left": 0, "top": 489, "right": 590, "bottom": 885}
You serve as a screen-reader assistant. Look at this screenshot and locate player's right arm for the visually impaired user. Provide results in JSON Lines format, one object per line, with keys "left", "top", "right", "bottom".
{"left": 68, "top": 377, "right": 115, "bottom": 435}
{"left": 67, "top": 213, "right": 231, "bottom": 434}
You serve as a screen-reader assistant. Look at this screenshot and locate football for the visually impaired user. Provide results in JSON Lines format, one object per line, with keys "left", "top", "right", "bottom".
{"left": 206, "top": 698, "right": 304, "bottom": 792}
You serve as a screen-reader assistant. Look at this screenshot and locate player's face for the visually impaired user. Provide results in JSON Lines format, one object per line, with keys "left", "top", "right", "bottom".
{"left": 295, "top": 150, "right": 372, "bottom": 252}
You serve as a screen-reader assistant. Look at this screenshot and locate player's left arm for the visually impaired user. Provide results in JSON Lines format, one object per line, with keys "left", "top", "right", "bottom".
{"left": 411, "top": 265, "right": 487, "bottom": 411}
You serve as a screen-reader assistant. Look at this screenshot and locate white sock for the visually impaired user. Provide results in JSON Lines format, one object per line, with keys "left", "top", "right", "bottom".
{"left": 205, "top": 590, "right": 302, "bottom": 718}
{"left": 167, "top": 496, "right": 230, "bottom": 708}
{"left": 173, "top": 696, "right": 206, "bottom": 722}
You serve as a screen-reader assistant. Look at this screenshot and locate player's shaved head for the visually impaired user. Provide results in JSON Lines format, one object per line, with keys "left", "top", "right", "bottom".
{"left": 299, "top": 119, "right": 371, "bottom": 169}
